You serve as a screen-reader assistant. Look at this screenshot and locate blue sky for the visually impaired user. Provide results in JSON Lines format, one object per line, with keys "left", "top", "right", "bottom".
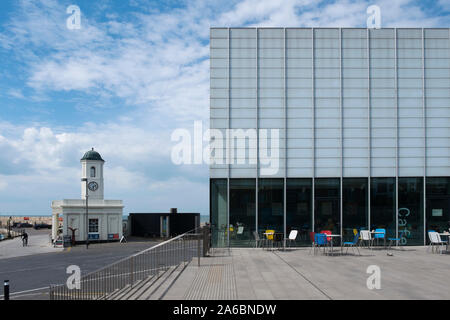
{"left": 0, "top": 0, "right": 449, "bottom": 216}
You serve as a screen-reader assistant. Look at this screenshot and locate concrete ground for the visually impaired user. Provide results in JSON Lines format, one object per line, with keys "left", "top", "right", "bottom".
{"left": 0, "top": 228, "right": 63, "bottom": 259}
{"left": 0, "top": 229, "right": 158, "bottom": 300}
{"left": 164, "top": 246, "right": 450, "bottom": 300}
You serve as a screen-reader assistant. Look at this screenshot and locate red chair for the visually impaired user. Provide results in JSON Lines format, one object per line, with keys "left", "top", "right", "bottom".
{"left": 320, "top": 230, "right": 332, "bottom": 242}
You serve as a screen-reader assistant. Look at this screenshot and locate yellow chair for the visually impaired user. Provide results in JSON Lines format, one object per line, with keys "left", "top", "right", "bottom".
{"left": 265, "top": 230, "right": 275, "bottom": 239}
{"left": 264, "top": 230, "right": 275, "bottom": 249}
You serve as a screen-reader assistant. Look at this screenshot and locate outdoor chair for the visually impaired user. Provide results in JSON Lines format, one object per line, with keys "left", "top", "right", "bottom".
{"left": 253, "top": 231, "right": 263, "bottom": 248}
{"left": 426, "top": 230, "right": 435, "bottom": 253}
{"left": 285, "top": 230, "right": 298, "bottom": 249}
{"left": 273, "top": 232, "right": 284, "bottom": 250}
{"left": 263, "top": 230, "right": 275, "bottom": 250}
{"left": 374, "top": 228, "right": 386, "bottom": 247}
{"left": 343, "top": 232, "right": 360, "bottom": 255}
{"left": 320, "top": 230, "right": 332, "bottom": 242}
{"left": 428, "top": 231, "right": 447, "bottom": 254}
{"left": 320, "top": 230, "right": 332, "bottom": 251}
{"left": 313, "top": 233, "right": 328, "bottom": 255}
{"left": 360, "top": 230, "right": 372, "bottom": 249}
{"left": 388, "top": 230, "right": 405, "bottom": 250}
{"left": 237, "top": 226, "right": 244, "bottom": 239}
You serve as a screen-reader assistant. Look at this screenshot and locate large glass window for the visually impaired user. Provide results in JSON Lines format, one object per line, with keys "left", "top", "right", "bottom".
{"left": 426, "top": 177, "right": 450, "bottom": 240}
{"left": 210, "top": 179, "right": 228, "bottom": 247}
{"left": 398, "top": 177, "right": 424, "bottom": 245}
{"left": 88, "top": 218, "right": 99, "bottom": 233}
{"left": 258, "top": 179, "right": 284, "bottom": 237}
{"left": 371, "top": 177, "right": 396, "bottom": 238}
{"left": 315, "top": 178, "right": 340, "bottom": 234}
{"left": 230, "top": 179, "right": 256, "bottom": 246}
{"left": 286, "top": 178, "right": 312, "bottom": 245}
{"left": 343, "top": 178, "right": 368, "bottom": 241}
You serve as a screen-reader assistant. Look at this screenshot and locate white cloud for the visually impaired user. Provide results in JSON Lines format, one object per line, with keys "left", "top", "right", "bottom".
{"left": 7, "top": 89, "right": 25, "bottom": 99}
{"left": 0, "top": 179, "right": 7, "bottom": 191}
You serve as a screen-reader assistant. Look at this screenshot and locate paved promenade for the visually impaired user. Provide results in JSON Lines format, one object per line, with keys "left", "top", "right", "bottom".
{"left": 0, "top": 232, "right": 63, "bottom": 260}
{"left": 164, "top": 246, "right": 450, "bottom": 300}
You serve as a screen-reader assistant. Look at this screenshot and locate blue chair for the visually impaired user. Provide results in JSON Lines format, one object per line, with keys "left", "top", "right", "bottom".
{"left": 343, "top": 232, "right": 361, "bottom": 255}
{"left": 388, "top": 230, "right": 405, "bottom": 250}
{"left": 374, "top": 228, "right": 386, "bottom": 247}
{"left": 313, "top": 233, "right": 328, "bottom": 255}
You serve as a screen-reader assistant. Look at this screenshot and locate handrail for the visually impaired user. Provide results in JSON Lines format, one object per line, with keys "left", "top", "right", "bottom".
{"left": 81, "top": 227, "right": 200, "bottom": 278}
{"left": 49, "top": 226, "right": 209, "bottom": 300}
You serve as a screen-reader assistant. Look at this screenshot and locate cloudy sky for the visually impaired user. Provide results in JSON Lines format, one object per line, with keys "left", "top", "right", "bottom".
{"left": 0, "top": 0, "right": 448, "bottom": 216}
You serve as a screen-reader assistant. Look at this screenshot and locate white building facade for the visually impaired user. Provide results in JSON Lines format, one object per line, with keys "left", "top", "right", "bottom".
{"left": 209, "top": 28, "right": 450, "bottom": 247}
{"left": 51, "top": 149, "right": 123, "bottom": 243}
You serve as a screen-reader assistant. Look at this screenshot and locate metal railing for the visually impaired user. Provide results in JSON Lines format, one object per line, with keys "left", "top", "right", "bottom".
{"left": 49, "top": 227, "right": 208, "bottom": 300}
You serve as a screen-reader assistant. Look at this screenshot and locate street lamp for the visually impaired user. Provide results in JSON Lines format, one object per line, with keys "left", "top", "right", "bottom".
{"left": 7, "top": 216, "right": 11, "bottom": 239}
{"left": 81, "top": 178, "right": 89, "bottom": 249}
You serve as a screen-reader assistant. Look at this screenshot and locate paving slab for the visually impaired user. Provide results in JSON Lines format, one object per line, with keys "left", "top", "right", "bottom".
{"left": 164, "top": 246, "right": 450, "bottom": 300}
{"left": 0, "top": 234, "right": 63, "bottom": 259}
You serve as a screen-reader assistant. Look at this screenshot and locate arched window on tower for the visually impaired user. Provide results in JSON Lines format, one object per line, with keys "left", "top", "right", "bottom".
{"left": 90, "top": 166, "right": 96, "bottom": 178}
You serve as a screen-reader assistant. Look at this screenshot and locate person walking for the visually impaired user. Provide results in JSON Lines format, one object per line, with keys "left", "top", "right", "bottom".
{"left": 21, "top": 231, "right": 28, "bottom": 247}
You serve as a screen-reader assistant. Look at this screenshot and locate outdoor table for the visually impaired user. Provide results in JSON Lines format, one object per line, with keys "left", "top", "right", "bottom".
{"left": 324, "top": 234, "right": 342, "bottom": 256}
{"left": 370, "top": 231, "right": 386, "bottom": 248}
{"left": 438, "top": 233, "right": 450, "bottom": 253}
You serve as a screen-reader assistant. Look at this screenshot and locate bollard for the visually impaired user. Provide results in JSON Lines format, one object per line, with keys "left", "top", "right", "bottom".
{"left": 4, "top": 280, "right": 9, "bottom": 300}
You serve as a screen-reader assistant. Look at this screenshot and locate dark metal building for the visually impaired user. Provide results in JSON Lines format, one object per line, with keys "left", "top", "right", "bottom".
{"left": 128, "top": 210, "right": 200, "bottom": 238}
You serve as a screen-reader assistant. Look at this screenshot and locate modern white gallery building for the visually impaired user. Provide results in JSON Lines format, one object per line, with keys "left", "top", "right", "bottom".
{"left": 209, "top": 27, "right": 450, "bottom": 247}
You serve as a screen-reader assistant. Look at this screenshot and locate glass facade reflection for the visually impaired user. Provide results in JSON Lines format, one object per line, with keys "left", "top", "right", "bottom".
{"left": 258, "top": 179, "right": 284, "bottom": 234}
{"left": 343, "top": 178, "right": 368, "bottom": 241}
{"left": 426, "top": 177, "right": 450, "bottom": 239}
{"left": 229, "top": 179, "right": 256, "bottom": 247}
{"left": 286, "top": 179, "right": 312, "bottom": 245}
{"left": 211, "top": 177, "right": 449, "bottom": 247}
{"left": 314, "top": 178, "right": 340, "bottom": 234}
{"left": 371, "top": 178, "right": 396, "bottom": 239}
{"left": 398, "top": 177, "right": 424, "bottom": 245}
{"left": 210, "top": 179, "right": 227, "bottom": 247}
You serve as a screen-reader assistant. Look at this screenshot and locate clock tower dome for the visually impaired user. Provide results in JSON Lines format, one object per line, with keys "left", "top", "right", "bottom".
{"left": 80, "top": 148, "right": 105, "bottom": 200}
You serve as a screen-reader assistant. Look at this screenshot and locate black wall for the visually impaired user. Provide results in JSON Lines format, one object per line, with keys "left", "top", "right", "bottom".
{"left": 129, "top": 213, "right": 199, "bottom": 237}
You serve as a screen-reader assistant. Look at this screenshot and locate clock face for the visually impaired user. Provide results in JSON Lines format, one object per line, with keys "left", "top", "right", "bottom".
{"left": 88, "top": 181, "right": 99, "bottom": 192}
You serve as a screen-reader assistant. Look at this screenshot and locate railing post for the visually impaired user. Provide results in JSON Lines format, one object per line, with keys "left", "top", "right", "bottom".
{"left": 3, "top": 280, "right": 9, "bottom": 301}
{"left": 197, "top": 233, "right": 201, "bottom": 267}
{"left": 130, "top": 256, "right": 134, "bottom": 285}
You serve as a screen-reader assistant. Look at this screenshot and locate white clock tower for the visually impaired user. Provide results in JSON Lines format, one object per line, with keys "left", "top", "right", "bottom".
{"left": 51, "top": 148, "right": 124, "bottom": 243}
{"left": 81, "top": 148, "right": 104, "bottom": 200}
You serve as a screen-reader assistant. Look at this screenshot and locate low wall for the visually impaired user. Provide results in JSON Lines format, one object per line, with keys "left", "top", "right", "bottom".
{"left": 0, "top": 216, "right": 53, "bottom": 227}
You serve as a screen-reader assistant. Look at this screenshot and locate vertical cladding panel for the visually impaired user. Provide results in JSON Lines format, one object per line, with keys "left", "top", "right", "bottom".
{"left": 258, "top": 28, "right": 285, "bottom": 177}
{"left": 210, "top": 28, "right": 229, "bottom": 178}
{"left": 342, "top": 29, "right": 369, "bottom": 177}
{"left": 370, "top": 28, "right": 397, "bottom": 177}
{"left": 424, "top": 29, "right": 450, "bottom": 176}
{"left": 314, "top": 28, "right": 341, "bottom": 177}
{"left": 210, "top": 28, "right": 449, "bottom": 180}
{"left": 286, "top": 28, "right": 313, "bottom": 177}
{"left": 229, "top": 28, "right": 257, "bottom": 178}
{"left": 396, "top": 29, "right": 424, "bottom": 176}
